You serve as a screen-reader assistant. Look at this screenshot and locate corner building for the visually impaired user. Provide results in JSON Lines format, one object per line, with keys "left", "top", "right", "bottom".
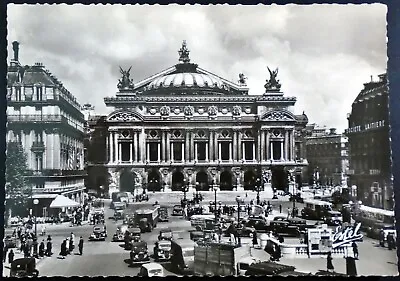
{"left": 6, "top": 41, "right": 86, "bottom": 215}
{"left": 99, "top": 42, "right": 308, "bottom": 195}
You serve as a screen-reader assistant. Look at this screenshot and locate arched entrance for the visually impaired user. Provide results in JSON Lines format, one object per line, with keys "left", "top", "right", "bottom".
{"left": 244, "top": 170, "right": 257, "bottom": 190}
{"left": 147, "top": 169, "right": 161, "bottom": 192}
{"left": 220, "top": 171, "right": 233, "bottom": 191}
{"left": 195, "top": 171, "right": 209, "bottom": 191}
{"left": 271, "top": 166, "right": 288, "bottom": 191}
{"left": 119, "top": 169, "right": 136, "bottom": 193}
{"left": 172, "top": 171, "right": 185, "bottom": 191}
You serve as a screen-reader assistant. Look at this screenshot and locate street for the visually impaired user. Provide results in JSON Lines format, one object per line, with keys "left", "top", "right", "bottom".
{"left": 3, "top": 191, "right": 398, "bottom": 277}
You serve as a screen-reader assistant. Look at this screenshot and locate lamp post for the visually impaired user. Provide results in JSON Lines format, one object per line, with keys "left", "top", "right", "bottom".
{"left": 236, "top": 196, "right": 243, "bottom": 246}
{"left": 213, "top": 181, "right": 218, "bottom": 224}
{"left": 195, "top": 181, "right": 199, "bottom": 203}
{"left": 33, "top": 199, "right": 39, "bottom": 238}
{"left": 255, "top": 177, "right": 262, "bottom": 205}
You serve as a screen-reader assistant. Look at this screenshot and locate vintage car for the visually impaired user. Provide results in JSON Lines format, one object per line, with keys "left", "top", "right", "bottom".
{"left": 270, "top": 220, "right": 300, "bottom": 237}
{"left": 4, "top": 235, "right": 18, "bottom": 248}
{"left": 89, "top": 224, "right": 107, "bottom": 241}
{"left": 112, "top": 225, "right": 128, "bottom": 242}
{"left": 137, "top": 262, "right": 165, "bottom": 277}
{"left": 153, "top": 240, "right": 172, "bottom": 261}
{"left": 129, "top": 241, "right": 150, "bottom": 265}
{"left": 123, "top": 214, "right": 135, "bottom": 225}
{"left": 324, "top": 210, "right": 343, "bottom": 226}
{"left": 244, "top": 217, "right": 270, "bottom": 232}
{"left": 224, "top": 223, "right": 256, "bottom": 238}
{"left": 158, "top": 206, "right": 169, "bottom": 222}
{"left": 124, "top": 227, "right": 142, "bottom": 250}
{"left": 10, "top": 258, "right": 39, "bottom": 277}
{"left": 158, "top": 229, "right": 173, "bottom": 241}
{"left": 114, "top": 209, "right": 124, "bottom": 221}
{"left": 172, "top": 205, "right": 184, "bottom": 216}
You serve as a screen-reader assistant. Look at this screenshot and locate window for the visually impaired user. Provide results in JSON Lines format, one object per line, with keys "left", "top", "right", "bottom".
{"left": 121, "top": 142, "right": 130, "bottom": 162}
{"left": 35, "top": 154, "right": 43, "bottom": 171}
{"left": 197, "top": 142, "right": 206, "bottom": 161}
{"left": 36, "top": 86, "right": 43, "bottom": 101}
{"left": 244, "top": 142, "right": 253, "bottom": 160}
{"left": 220, "top": 141, "right": 230, "bottom": 160}
{"left": 272, "top": 141, "right": 281, "bottom": 160}
{"left": 149, "top": 142, "right": 159, "bottom": 162}
{"left": 173, "top": 142, "right": 182, "bottom": 161}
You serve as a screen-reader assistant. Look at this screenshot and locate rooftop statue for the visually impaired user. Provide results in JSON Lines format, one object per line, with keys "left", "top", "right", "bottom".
{"left": 117, "top": 66, "right": 134, "bottom": 91}
{"left": 238, "top": 73, "right": 247, "bottom": 85}
{"left": 178, "top": 40, "right": 191, "bottom": 64}
{"left": 264, "top": 66, "right": 281, "bottom": 92}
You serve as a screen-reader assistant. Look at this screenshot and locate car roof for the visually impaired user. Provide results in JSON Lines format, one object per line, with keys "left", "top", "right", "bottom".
{"left": 142, "top": 262, "right": 163, "bottom": 270}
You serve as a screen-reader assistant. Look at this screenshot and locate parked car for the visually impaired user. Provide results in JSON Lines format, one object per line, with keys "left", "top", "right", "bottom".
{"left": 172, "top": 205, "right": 184, "bottom": 216}
{"left": 129, "top": 241, "right": 150, "bottom": 265}
{"left": 89, "top": 224, "right": 107, "bottom": 241}
{"left": 4, "top": 235, "right": 18, "bottom": 248}
{"left": 137, "top": 262, "right": 165, "bottom": 277}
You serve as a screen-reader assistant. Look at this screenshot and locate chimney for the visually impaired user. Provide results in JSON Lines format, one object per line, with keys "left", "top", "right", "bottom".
{"left": 329, "top": 128, "right": 337, "bottom": 135}
{"left": 12, "top": 41, "right": 20, "bottom": 61}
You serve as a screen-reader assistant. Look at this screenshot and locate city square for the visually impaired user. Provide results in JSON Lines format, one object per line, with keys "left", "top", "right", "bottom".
{"left": 3, "top": 4, "right": 397, "bottom": 278}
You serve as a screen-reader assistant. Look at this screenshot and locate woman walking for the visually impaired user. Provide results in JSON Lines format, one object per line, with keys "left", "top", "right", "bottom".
{"left": 327, "top": 252, "right": 334, "bottom": 272}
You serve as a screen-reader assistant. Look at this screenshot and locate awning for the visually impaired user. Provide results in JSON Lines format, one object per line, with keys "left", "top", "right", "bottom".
{"left": 32, "top": 194, "right": 58, "bottom": 199}
{"left": 50, "top": 195, "right": 81, "bottom": 208}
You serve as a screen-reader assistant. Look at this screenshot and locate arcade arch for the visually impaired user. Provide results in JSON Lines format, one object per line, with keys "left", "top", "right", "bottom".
{"left": 147, "top": 169, "right": 161, "bottom": 191}
{"left": 219, "top": 171, "right": 233, "bottom": 191}
{"left": 171, "top": 171, "right": 185, "bottom": 191}
{"left": 195, "top": 171, "right": 209, "bottom": 191}
{"left": 244, "top": 170, "right": 257, "bottom": 190}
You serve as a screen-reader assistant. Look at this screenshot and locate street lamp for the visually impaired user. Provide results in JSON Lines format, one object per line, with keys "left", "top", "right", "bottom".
{"left": 33, "top": 199, "right": 39, "bottom": 238}
{"left": 236, "top": 195, "right": 243, "bottom": 246}
{"left": 255, "top": 178, "right": 262, "bottom": 205}
{"left": 213, "top": 181, "right": 218, "bottom": 224}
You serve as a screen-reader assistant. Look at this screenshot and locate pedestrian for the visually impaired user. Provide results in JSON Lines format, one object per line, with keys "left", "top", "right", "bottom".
{"left": 70, "top": 232, "right": 75, "bottom": 252}
{"left": 65, "top": 238, "right": 70, "bottom": 254}
{"left": 33, "top": 238, "right": 39, "bottom": 258}
{"left": 46, "top": 240, "right": 52, "bottom": 257}
{"left": 47, "top": 235, "right": 52, "bottom": 242}
{"left": 8, "top": 249, "right": 14, "bottom": 264}
{"left": 378, "top": 230, "right": 385, "bottom": 247}
{"left": 352, "top": 242, "right": 358, "bottom": 259}
{"left": 326, "top": 252, "right": 334, "bottom": 272}
{"left": 3, "top": 245, "right": 8, "bottom": 262}
{"left": 60, "top": 240, "right": 67, "bottom": 258}
{"left": 78, "top": 236, "right": 84, "bottom": 255}
{"left": 23, "top": 243, "right": 30, "bottom": 258}
{"left": 279, "top": 204, "right": 282, "bottom": 214}
{"left": 387, "top": 233, "right": 394, "bottom": 250}
{"left": 39, "top": 240, "right": 45, "bottom": 258}
{"left": 41, "top": 225, "right": 46, "bottom": 236}
{"left": 252, "top": 231, "right": 258, "bottom": 248}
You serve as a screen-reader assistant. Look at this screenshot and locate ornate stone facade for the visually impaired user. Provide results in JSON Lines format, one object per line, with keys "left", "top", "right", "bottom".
{"left": 90, "top": 41, "right": 309, "bottom": 194}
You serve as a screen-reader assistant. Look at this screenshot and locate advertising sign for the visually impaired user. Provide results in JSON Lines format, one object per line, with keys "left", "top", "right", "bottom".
{"left": 332, "top": 223, "right": 363, "bottom": 248}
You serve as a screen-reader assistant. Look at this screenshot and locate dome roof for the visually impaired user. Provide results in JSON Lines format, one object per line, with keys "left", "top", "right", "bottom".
{"left": 148, "top": 72, "right": 225, "bottom": 90}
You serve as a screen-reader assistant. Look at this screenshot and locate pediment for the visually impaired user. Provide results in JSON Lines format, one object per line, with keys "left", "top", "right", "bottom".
{"left": 261, "top": 110, "right": 295, "bottom": 122}
{"left": 106, "top": 110, "right": 143, "bottom": 122}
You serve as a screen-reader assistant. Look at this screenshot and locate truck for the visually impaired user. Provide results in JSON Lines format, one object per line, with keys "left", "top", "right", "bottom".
{"left": 193, "top": 242, "right": 259, "bottom": 276}
{"left": 134, "top": 206, "right": 160, "bottom": 232}
{"left": 170, "top": 238, "right": 196, "bottom": 274}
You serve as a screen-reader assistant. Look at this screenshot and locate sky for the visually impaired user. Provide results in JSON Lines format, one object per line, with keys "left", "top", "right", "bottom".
{"left": 7, "top": 4, "right": 387, "bottom": 133}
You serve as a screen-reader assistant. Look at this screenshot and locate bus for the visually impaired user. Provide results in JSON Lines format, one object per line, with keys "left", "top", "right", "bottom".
{"left": 301, "top": 199, "right": 333, "bottom": 220}
{"left": 353, "top": 205, "right": 395, "bottom": 232}
{"left": 134, "top": 206, "right": 160, "bottom": 232}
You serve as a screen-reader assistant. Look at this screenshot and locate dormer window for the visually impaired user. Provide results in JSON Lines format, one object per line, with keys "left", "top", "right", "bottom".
{"left": 36, "top": 86, "right": 43, "bottom": 101}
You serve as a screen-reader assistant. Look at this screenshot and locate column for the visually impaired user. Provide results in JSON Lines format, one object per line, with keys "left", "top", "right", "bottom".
{"left": 266, "top": 131, "right": 270, "bottom": 160}
{"left": 229, "top": 142, "right": 232, "bottom": 161}
{"left": 185, "top": 131, "right": 190, "bottom": 162}
{"left": 146, "top": 143, "right": 150, "bottom": 161}
{"left": 161, "top": 131, "right": 166, "bottom": 162}
{"left": 109, "top": 132, "right": 114, "bottom": 163}
{"left": 218, "top": 142, "right": 222, "bottom": 161}
{"left": 214, "top": 131, "right": 218, "bottom": 161}
{"left": 285, "top": 130, "right": 289, "bottom": 161}
{"left": 242, "top": 142, "right": 246, "bottom": 161}
{"left": 270, "top": 141, "right": 274, "bottom": 160}
{"left": 280, "top": 141, "right": 284, "bottom": 160}
{"left": 238, "top": 131, "right": 242, "bottom": 161}
{"left": 181, "top": 142, "right": 184, "bottom": 162}
{"left": 114, "top": 131, "right": 119, "bottom": 163}
{"left": 209, "top": 131, "right": 214, "bottom": 161}
{"left": 195, "top": 142, "right": 198, "bottom": 161}
{"left": 260, "top": 130, "right": 265, "bottom": 162}
{"left": 134, "top": 132, "right": 138, "bottom": 162}
{"left": 158, "top": 142, "right": 161, "bottom": 162}
{"left": 118, "top": 143, "right": 122, "bottom": 163}
{"left": 130, "top": 142, "right": 133, "bottom": 163}
{"left": 106, "top": 133, "right": 109, "bottom": 163}
{"left": 233, "top": 130, "right": 237, "bottom": 161}
{"left": 141, "top": 129, "right": 146, "bottom": 162}
{"left": 166, "top": 131, "right": 171, "bottom": 162}
{"left": 190, "top": 131, "right": 195, "bottom": 161}
{"left": 205, "top": 143, "right": 209, "bottom": 161}
{"left": 253, "top": 142, "right": 256, "bottom": 161}
{"left": 291, "top": 131, "right": 295, "bottom": 161}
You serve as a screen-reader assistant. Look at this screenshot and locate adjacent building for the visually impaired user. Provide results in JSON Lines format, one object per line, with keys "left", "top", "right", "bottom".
{"left": 346, "top": 73, "right": 393, "bottom": 210}
{"left": 6, "top": 41, "right": 86, "bottom": 216}
{"left": 304, "top": 125, "right": 349, "bottom": 187}
{"left": 86, "top": 41, "right": 309, "bottom": 197}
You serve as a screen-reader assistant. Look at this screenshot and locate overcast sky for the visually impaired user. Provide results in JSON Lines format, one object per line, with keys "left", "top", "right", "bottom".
{"left": 7, "top": 4, "right": 387, "bottom": 133}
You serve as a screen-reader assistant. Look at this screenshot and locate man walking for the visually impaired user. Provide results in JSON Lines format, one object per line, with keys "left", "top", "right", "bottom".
{"left": 8, "top": 249, "right": 14, "bottom": 264}
{"left": 327, "top": 252, "right": 334, "bottom": 272}
{"left": 46, "top": 239, "right": 52, "bottom": 257}
{"left": 352, "top": 242, "right": 359, "bottom": 259}
{"left": 78, "top": 236, "right": 84, "bottom": 255}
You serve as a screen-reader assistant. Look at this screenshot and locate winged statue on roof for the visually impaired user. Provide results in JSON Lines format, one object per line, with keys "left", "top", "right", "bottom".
{"left": 117, "top": 66, "right": 134, "bottom": 91}
{"left": 264, "top": 66, "right": 281, "bottom": 92}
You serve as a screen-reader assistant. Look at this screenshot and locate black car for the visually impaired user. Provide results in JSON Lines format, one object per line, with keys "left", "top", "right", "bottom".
{"left": 245, "top": 217, "right": 270, "bottom": 232}
{"left": 130, "top": 241, "right": 150, "bottom": 265}
{"left": 10, "top": 258, "right": 39, "bottom": 277}
{"left": 158, "top": 206, "right": 169, "bottom": 222}
{"left": 172, "top": 205, "right": 184, "bottom": 216}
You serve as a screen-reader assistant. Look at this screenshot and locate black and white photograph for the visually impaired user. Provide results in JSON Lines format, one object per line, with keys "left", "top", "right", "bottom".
{"left": 3, "top": 3, "right": 397, "bottom": 277}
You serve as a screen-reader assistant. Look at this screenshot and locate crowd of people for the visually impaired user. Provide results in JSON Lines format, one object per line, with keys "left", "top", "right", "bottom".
{"left": 58, "top": 232, "right": 84, "bottom": 258}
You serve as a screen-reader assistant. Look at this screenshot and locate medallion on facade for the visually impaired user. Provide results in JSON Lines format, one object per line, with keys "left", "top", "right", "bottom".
{"left": 117, "top": 66, "right": 134, "bottom": 91}
{"left": 221, "top": 108, "right": 228, "bottom": 114}
{"left": 160, "top": 105, "right": 170, "bottom": 116}
{"left": 149, "top": 108, "right": 157, "bottom": 115}
{"left": 232, "top": 105, "right": 242, "bottom": 116}
{"left": 197, "top": 107, "right": 205, "bottom": 115}
{"left": 174, "top": 107, "right": 181, "bottom": 115}
{"left": 264, "top": 66, "right": 282, "bottom": 92}
{"left": 208, "top": 105, "right": 218, "bottom": 117}
{"left": 184, "top": 105, "right": 194, "bottom": 116}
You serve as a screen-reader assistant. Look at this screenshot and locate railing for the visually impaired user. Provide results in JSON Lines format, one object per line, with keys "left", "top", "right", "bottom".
{"left": 32, "top": 185, "right": 85, "bottom": 194}
{"left": 7, "top": 114, "right": 63, "bottom": 122}
{"left": 281, "top": 243, "right": 353, "bottom": 259}
{"left": 29, "top": 169, "right": 86, "bottom": 177}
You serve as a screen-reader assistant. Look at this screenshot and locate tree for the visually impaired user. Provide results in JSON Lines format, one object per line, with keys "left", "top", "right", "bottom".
{"left": 5, "top": 141, "right": 32, "bottom": 217}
